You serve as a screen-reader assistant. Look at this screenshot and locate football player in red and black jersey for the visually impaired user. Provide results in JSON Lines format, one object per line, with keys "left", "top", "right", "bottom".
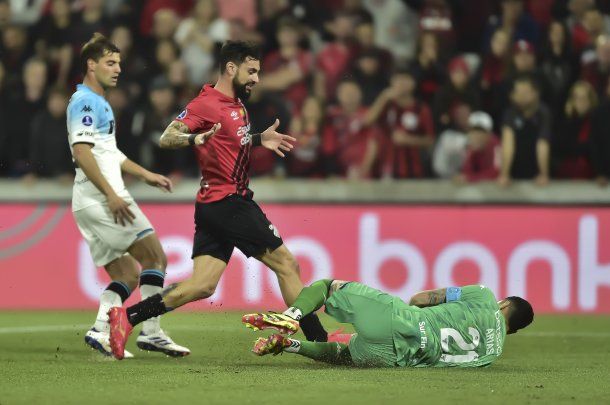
{"left": 108, "top": 41, "right": 329, "bottom": 359}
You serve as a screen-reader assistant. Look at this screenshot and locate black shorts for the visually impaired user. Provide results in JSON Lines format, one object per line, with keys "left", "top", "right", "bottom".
{"left": 192, "top": 195, "right": 284, "bottom": 262}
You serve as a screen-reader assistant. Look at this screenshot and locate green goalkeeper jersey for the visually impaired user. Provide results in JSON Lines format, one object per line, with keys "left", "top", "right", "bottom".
{"left": 392, "top": 285, "right": 507, "bottom": 368}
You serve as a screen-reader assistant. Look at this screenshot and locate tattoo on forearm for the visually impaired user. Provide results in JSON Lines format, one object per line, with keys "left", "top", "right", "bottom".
{"left": 159, "top": 121, "right": 192, "bottom": 148}
{"left": 428, "top": 291, "right": 444, "bottom": 305}
{"left": 161, "top": 283, "right": 178, "bottom": 297}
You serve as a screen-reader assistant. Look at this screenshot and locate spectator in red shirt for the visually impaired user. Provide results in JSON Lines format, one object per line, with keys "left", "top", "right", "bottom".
{"left": 314, "top": 11, "right": 356, "bottom": 101}
{"left": 581, "top": 34, "right": 610, "bottom": 97}
{"left": 571, "top": 6, "right": 608, "bottom": 55}
{"left": 140, "top": 0, "right": 193, "bottom": 37}
{"left": 555, "top": 80, "right": 598, "bottom": 179}
{"left": 366, "top": 68, "right": 435, "bottom": 179}
{"left": 258, "top": 17, "right": 313, "bottom": 113}
{"left": 288, "top": 96, "right": 324, "bottom": 177}
{"left": 322, "top": 79, "right": 378, "bottom": 179}
{"left": 455, "top": 111, "right": 501, "bottom": 183}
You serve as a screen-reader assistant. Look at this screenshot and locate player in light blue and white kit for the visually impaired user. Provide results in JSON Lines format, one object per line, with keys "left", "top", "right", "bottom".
{"left": 68, "top": 33, "right": 189, "bottom": 358}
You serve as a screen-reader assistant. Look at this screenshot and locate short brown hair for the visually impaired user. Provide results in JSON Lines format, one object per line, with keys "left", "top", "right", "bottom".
{"left": 80, "top": 33, "right": 120, "bottom": 75}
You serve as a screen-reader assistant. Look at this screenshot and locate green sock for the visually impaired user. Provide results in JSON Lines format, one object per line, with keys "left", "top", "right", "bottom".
{"left": 288, "top": 279, "right": 333, "bottom": 316}
{"left": 287, "top": 340, "right": 353, "bottom": 365}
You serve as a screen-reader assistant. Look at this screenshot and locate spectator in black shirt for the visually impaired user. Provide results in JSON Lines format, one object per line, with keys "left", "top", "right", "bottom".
{"left": 590, "top": 80, "right": 610, "bottom": 187}
{"left": 554, "top": 80, "right": 597, "bottom": 179}
{"left": 31, "top": 0, "right": 75, "bottom": 86}
{"left": 498, "top": 75, "right": 551, "bottom": 187}
{"left": 25, "top": 86, "right": 72, "bottom": 181}
{"left": 3, "top": 57, "right": 47, "bottom": 176}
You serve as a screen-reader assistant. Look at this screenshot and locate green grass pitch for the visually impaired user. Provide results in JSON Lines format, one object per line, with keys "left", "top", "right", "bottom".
{"left": 0, "top": 311, "right": 608, "bottom": 404}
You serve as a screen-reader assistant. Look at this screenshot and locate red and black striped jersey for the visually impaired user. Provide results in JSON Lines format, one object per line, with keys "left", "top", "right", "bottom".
{"left": 176, "top": 84, "right": 253, "bottom": 203}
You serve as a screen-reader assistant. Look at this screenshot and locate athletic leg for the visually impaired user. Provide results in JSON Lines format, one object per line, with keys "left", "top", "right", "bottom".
{"left": 127, "top": 232, "right": 191, "bottom": 356}
{"left": 253, "top": 333, "right": 354, "bottom": 365}
{"left": 127, "top": 233, "right": 167, "bottom": 335}
{"left": 85, "top": 255, "right": 138, "bottom": 357}
{"left": 108, "top": 255, "right": 227, "bottom": 359}
{"left": 93, "top": 255, "right": 140, "bottom": 332}
{"left": 257, "top": 247, "right": 328, "bottom": 341}
{"left": 125, "top": 255, "right": 227, "bottom": 326}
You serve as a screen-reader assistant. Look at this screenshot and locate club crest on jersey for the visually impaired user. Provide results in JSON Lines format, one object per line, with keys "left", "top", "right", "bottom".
{"left": 231, "top": 111, "right": 239, "bottom": 121}
{"left": 82, "top": 116, "right": 93, "bottom": 126}
{"left": 177, "top": 109, "right": 187, "bottom": 119}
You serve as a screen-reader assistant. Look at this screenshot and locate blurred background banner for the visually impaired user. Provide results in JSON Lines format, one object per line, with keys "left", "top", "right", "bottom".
{"left": 2, "top": 203, "right": 609, "bottom": 313}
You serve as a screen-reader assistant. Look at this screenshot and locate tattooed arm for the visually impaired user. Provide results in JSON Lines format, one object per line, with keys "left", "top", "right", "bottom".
{"left": 158, "top": 120, "right": 221, "bottom": 149}
{"left": 409, "top": 288, "right": 447, "bottom": 308}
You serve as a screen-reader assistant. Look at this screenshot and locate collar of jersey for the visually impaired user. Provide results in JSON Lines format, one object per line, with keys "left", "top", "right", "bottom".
{"left": 203, "top": 84, "right": 240, "bottom": 104}
{"left": 77, "top": 83, "right": 100, "bottom": 97}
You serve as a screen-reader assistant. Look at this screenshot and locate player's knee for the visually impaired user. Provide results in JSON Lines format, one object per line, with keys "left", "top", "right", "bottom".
{"left": 141, "top": 250, "right": 167, "bottom": 272}
{"left": 274, "top": 254, "right": 300, "bottom": 277}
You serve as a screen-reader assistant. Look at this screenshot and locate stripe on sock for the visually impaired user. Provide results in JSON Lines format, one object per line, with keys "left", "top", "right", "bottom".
{"left": 106, "top": 281, "right": 132, "bottom": 303}
{"left": 140, "top": 269, "right": 165, "bottom": 288}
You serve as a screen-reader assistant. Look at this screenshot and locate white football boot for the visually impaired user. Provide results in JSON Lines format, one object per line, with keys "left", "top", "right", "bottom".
{"left": 136, "top": 329, "right": 190, "bottom": 357}
{"left": 85, "top": 328, "right": 134, "bottom": 359}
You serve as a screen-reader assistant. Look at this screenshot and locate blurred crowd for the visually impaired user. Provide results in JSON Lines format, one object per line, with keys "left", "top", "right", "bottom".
{"left": 1, "top": 0, "right": 610, "bottom": 187}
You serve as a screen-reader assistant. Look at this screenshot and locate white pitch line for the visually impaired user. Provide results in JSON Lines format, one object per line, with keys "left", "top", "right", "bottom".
{"left": 0, "top": 324, "right": 90, "bottom": 334}
{"left": 0, "top": 324, "right": 242, "bottom": 335}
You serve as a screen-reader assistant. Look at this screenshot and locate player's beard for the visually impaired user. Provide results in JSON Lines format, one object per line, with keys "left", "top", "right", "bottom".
{"left": 233, "top": 76, "right": 253, "bottom": 101}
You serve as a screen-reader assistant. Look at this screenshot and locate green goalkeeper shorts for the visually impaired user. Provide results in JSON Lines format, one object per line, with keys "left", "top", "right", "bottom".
{"left": 324, "top": 282, "right": 399, "bottom": 367}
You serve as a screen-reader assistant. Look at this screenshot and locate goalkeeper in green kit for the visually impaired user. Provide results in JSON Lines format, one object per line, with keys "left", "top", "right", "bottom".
{"left": 242, "top": 280, "right": 533, "bottom": 367}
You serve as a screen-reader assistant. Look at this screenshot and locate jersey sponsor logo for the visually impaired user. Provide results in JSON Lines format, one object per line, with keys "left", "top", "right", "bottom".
{"left": 81, "top": 105, "right": 92, "bottom": 113}
{"left": 240, "top": 133, "right": 252, "bottom": 146}
{"left": 494, "top": 310, "right": 503, "bottom": 355}
{"left": 419, "top": 321, "right": 428, "bottom": 349}
{"left": 82, "top": 116, "right": 93, "bottom": 126}
{"left": 177, "top": 109, "right": 187, "bottom": 119}
{"left": 238, "top": 124, "right": 252, "bottom": 145}
{"left": 268, "top": 224, "right": 280, "bottom": 238}
{"left": 237, "top": 123, "right": 250, "bottom": 137}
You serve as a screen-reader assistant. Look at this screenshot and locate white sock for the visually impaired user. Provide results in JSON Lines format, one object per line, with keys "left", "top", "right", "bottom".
{"left": 284, "top": 338, "right": 301, "bottom": 353}
{"left": 283, "top": 307, "right": 303, "bottom": 321}
{"left": 93, "top": 290, "right": 122, "bottom": 333}
{"left": 140, "top": 284, "right": 162, "bottom": 335}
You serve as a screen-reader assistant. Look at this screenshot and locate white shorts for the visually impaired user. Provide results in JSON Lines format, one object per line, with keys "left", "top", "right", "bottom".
{"left": 74, "top": 200, "right": 154, "bottom": 266}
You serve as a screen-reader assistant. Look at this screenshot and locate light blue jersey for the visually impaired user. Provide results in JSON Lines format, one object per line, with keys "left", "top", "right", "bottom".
{"left": 67, "top": 84, "right": 129, "bottom": 211}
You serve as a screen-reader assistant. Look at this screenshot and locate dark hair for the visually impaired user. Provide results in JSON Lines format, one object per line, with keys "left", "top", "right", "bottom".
{"left": 505, "top": 296, "right": 534, "bottom": 333}
{"left": 80, "top": 33, "right": 120, "bottom": 75}
{"left": 219, "top": 41, "right": 261, "bottom": 74}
